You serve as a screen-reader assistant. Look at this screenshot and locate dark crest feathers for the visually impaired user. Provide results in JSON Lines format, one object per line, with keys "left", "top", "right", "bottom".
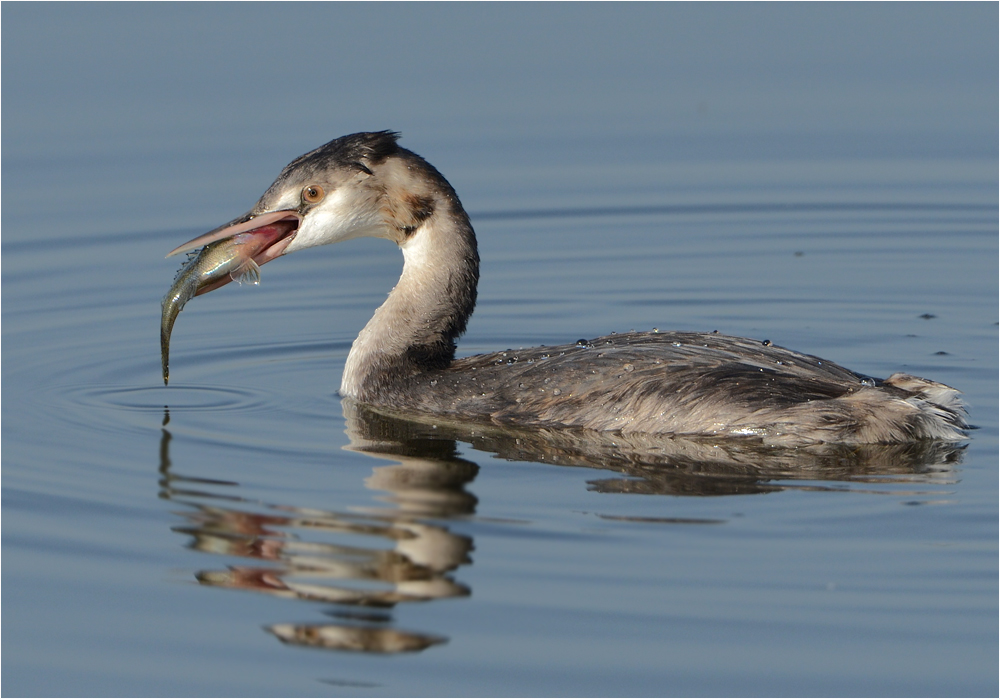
{"left": 282, "top": 131, "right": 401, "bottom": 179}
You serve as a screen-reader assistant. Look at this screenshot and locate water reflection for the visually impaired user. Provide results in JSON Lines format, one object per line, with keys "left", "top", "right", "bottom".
{"left": 159, "top": 402, "right": 963, "bottom": 655}
{"left": 344, "top": 401, "right": 964, "bottom": 497}
{"left": 158, "top": 409, "right": 474, "bottom": 653}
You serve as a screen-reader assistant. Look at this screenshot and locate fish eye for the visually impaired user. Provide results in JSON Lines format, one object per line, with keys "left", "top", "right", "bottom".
{"left": 302, "top": 185, "right": 325, "bottom": 204}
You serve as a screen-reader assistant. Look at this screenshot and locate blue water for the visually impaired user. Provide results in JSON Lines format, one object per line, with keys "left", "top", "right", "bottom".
{"left": 3, "top": 5, "right": 997, "bottom": 696}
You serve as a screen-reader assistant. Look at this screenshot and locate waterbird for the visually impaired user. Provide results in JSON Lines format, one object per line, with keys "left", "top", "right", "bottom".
{"left": 163, "top": 131, "right": 967, "bottom": 446}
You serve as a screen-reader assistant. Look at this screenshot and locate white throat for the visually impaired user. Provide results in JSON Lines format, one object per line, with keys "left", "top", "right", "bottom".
{"left": 340, "top": 202, "right": 478, "bottom": 400}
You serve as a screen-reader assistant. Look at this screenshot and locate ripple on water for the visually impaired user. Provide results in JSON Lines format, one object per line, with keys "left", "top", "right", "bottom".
{"left": 58, "top": 384, "right": 271, "bottom": 414}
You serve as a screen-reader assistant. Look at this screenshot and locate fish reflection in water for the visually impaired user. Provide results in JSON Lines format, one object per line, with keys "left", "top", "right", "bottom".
{"left": 158, "top": 403, "right": 963, "bottom": 655}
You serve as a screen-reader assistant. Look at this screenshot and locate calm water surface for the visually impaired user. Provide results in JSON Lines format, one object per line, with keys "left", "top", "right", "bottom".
{"left": 4, "top": 152, "right": 996, "bottom": 696}
{"left": 3, "top": 4, "right": 998, "bottom": 697}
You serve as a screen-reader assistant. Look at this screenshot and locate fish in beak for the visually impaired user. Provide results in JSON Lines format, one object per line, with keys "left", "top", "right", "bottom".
{"left": 160, "top": 210, "right": 300, "bottom": 384}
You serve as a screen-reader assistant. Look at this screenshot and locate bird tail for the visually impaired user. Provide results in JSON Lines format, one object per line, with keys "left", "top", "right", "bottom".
{"left": 884, "top": 373, "right": 969, "bottom": 441}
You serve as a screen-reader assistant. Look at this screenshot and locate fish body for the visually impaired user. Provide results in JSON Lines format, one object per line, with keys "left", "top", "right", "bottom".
{"left": 161, "top": 233, "right": 266, "bottom": 384}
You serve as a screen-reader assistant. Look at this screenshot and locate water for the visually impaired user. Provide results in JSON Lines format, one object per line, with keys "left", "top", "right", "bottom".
{"left": 3, "top": 5, "right": 998, "bottom": 696}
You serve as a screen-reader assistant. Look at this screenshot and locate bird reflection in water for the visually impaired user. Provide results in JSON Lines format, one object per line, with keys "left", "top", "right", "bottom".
{"left": 158, "top": 408, "right": 476, "bottom": 654}
{"left": 158, "top": 402, "right": 964, "bottom": 654}
{"left": 342, "top": 401, "right": 964, "bottom": 498}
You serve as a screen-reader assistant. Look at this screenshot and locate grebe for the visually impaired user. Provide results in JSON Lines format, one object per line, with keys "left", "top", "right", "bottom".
{"left": 164, "top": 131, "right": 967, "bottom": 447}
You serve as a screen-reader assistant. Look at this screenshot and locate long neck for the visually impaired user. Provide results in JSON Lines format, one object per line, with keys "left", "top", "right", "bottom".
{"left": 341, "top": 196, "right": 479, "bottom": 402}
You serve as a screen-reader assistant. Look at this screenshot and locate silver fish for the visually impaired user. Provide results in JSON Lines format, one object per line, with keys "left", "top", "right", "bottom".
{"left": 160, "top": 234, "right": 264, "bottom": 385}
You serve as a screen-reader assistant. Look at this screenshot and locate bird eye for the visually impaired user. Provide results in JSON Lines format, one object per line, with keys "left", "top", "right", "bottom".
{"left": 302, "top": 185, "right": 325, "bottom": 204}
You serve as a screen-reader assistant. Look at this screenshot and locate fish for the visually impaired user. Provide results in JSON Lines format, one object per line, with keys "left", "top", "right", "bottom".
{"left": 160, "top": 224, "right": 291, "bottom": 385}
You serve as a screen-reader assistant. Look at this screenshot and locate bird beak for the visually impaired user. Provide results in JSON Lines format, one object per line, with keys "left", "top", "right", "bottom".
{"left": 165, "top": 209, "right": 301, "bottom": 295}
{"left": 167, "top": 209, "right": 301, "bottom": 257}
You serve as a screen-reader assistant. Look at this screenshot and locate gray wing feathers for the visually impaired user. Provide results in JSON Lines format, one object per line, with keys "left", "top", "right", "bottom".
{"left": 387, "top": 332, "right": 967, "bottom": 445}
